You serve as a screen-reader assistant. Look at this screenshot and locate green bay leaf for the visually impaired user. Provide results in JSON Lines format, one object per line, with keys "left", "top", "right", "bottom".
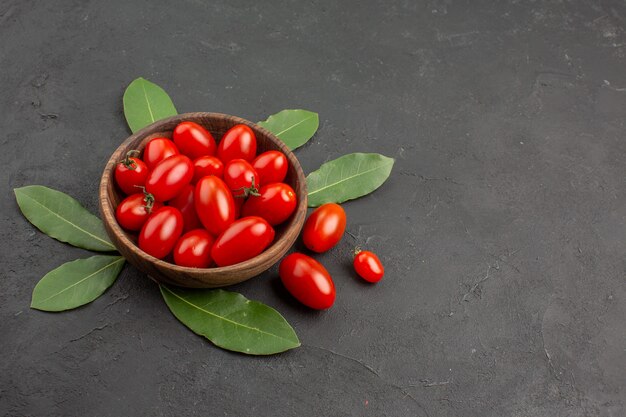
{"left": 307, "top": 153, "right": 395, "bottom": 207}
{"left": 160, "top": 286, "right": 300, "bottom": 355}
{"left": 31, "top": 255, "right": 125, "bottom": 312}
{"left": 258, "top": 109, "right": 319, "bottom": 150}
{"left": 14, "top": 186, "right": 115, "bottom": 252}
{"left": 123, "top": 77, "right": 177, "bottom": 133}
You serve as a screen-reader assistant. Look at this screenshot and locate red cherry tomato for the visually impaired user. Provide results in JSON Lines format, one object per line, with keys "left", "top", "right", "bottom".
{"left": 173, "top": 121, "right": 217, "bottom": 159}
{"left": 173, "top": 229, "right": 215, "bottom": 268}
{"left": 194, "top": 176, "right": 235, "bottom": 236}
{"left": 211, "top": 216, "right": 275, "bottom": 266}
{"left": 223, "top": 159, "right": 260, "bottom": 198}
{"left": 192, "top": 156, "right": 224, "bottom": 183}
{"left": 115, "top": 193, "right": 162, "bottom": 231}
{"left": 252, "top": 151, "right": 288, "bottom": 185}
{"left": 279, "top": 253, "right": 335, "bottom": 309}
{"left": 353, "top": 250, "right": 384, "bottom": 283}
{"left": 139, "top": 207, "right": 183, "bottom": 259}
{"left": 217, "top": 124, "right": 257, "bottom": 163}
{"left": 302, "top": 203, "right": 346, "bottom": 253}
{"left": 143, "top": 137, "right": 179, "bottom": 170}
{"left": 242, "top": 183, "right": 297, "bottom": 226}
{"left": 114, "top": 151, "right": 149, "bottom": 195}
{"left": 167, "top": 184, "right": 202, "bottom": 232}
{"left": 145, "top": 155, "right": 194, "bottom": 202}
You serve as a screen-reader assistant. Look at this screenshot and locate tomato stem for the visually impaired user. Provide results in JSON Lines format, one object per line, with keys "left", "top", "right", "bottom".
{"left": 233, "top": 175, "right": 260, "bottom": 198}
{"left": 354, "top": 247, "right": 362, "bottom": 257}
{"left": 133, "top": 185, "right": 156, "bottom": 213}
{"left": 143, "top": 193, "right": 156, "bottom": 213}
{"left": 121, "top": 150, "right": 140, "bottom": 170}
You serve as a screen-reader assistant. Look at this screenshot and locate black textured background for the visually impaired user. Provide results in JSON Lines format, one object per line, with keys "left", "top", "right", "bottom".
{"left": 1, "top": 1, "right": 625, "bottom": 416}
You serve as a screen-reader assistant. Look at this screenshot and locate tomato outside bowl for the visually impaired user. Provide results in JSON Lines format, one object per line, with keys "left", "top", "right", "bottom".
{"left": 99, "top": 112, "right": 308, "bottom": 288}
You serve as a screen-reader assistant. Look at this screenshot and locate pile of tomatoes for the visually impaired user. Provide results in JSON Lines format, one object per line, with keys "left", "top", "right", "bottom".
{"left": 279, "top": 202, "right": 384, "bottom": 309}
{"left": 114, "top": 120, "right": 385, "bottom": 311}
{"left": 114, "top": 121, "right": 296, "bottom": 268}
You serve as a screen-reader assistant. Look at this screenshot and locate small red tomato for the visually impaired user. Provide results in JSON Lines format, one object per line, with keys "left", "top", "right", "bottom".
{"left": 302, "top": 203, "right": 347, "bottom": 253}
{"left": 217, "top": 124, "right": 257, "bottom": 163}
{"left": 252, "top": 151, "right": 288, "bottom": 185}
{"left": 223, "top": 159, "right": 260, "bottom": 197}
{"left": 139, "top": 207, "right": 184, "bottom": 259}
{"left": 114, "top": 150, "right": 149, "bottom": 195}
{"left": 279, "top": 253, "right": 335, "bottom": 309}
{"left": 115, "top": 193, "right": 162, "bottom": 231}
{"left": 211, "top": 216, "right": 275, "bottom": 266}
{"left": 167, "top": 184, "right": 202, "bottom": 232}
{"left": 145, "top": 155, "right": 194, "bottom": 202}
{"left": 143, "top": 137, "right": 179, "bottom": 170}
{"left": 194, "top": 176, "right": 235, "bottom": 236}
{"left": 173, "top": 229, "right": 215, "bottom": 268}
{"left": 192, "top": 156, "right": 224, "bottom": 183}
{"left": 173, "top": 121, "right": 217, "bottom": 159}
{"left": 242, "top": 183, "right": 297, "bottom": 226}
{"left": 353, "top": 250, "right": 384, "bottom": 282}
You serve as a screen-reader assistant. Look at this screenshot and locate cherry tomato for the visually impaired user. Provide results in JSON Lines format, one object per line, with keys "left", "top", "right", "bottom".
{"left": 302, "top": 203, "right": 346, "bottom": 253}
{"left": 139, "top": 207, "right": 183, "bottom": 259}
{"left": 143, "top": 137, "right": 179, "bottom": 170}
{"left": 217, "top": 124, "right": 257, "bottom": 163}
{"left": 167, "top": 184, "right": 201, "bottom": 232}
{"left": 194, "top": 176, "right": 235, "bottom": 236}
{"left": 252, "top": 151, "right": 288, "bottom": 185}
{"left": 279, "top": 253, "right": 335, "bottom": 309}
{"left": 211, "top": 216, "right": 275, "bottom": 266}
{"left": 114, "top": 151, "right": 149, "bottom": 195}
{"left": 223, "top": 159, "right": 260, "bottom": 198}
{"left": 173, "top": 121, "right": 217, "bottom": 159}
{"left": 353, "top": 250, "right": 384, "bottom": 283}
{"left": 173, "top": 229, "right": 215, "bottom": 268}
{"left": 115, "top": 193, "right": 162, "bottom": 231}
{"left": 242, "top": 183, "right": 297, "bottom": 226}
{"left": 145, "top": 155, "right": 194, "bottom": 202}
{"left": 192, "top": 156, "right": 224, "bottom": 183}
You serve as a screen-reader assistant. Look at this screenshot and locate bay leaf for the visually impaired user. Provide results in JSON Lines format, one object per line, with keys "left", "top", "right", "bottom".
{"left": 14, "top": 185, "right": 116, "bottom": 252}
{"left": 31, "top": 255, "right": 125, "bottom": 312}
{"left": 258, "top": 109, "right": 319, "bottom": 150}
{"left": 160, "top": 286, "right": 300, "bottom": 355}
{"left": 307, "top": 153, "right": 395, "bottom": 207}
{"left": 123, "top": 77, "right": 177, "bottom": 133}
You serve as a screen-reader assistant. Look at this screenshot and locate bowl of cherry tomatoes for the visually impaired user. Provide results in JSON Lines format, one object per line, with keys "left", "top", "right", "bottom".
{"left": 99, "top": 112, "right": 307, "bottom": 288}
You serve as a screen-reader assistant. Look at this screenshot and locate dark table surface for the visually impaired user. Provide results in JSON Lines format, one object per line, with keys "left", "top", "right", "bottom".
{"left": 2, "top": 1, "right": 625, "bottom": 416}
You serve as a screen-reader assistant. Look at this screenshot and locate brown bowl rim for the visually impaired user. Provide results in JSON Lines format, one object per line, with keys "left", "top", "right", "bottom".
{"left": 99, "top": 112, "right": 307, "bottom": 279}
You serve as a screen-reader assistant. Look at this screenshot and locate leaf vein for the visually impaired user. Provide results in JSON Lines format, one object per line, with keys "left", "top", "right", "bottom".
{"left": 164, "top": 287, "right": 296, "bottom": 344}
{"left": 37, "top": 258, "right": 124, "bottom": 304}
{"left": 273, "top": 114, "right": 315, "bottom": 137}
{"left": 18, "top": 192, "right": 114, "bottom": 249}
{"left": 309, "top": 160, "right": 394, "bottom": 196}
{"left": 141, "top": 79, "right": 156, "bottom": 123}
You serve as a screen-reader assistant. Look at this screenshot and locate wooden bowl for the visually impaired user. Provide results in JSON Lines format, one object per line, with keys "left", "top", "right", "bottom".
{"left": 99, "top": 112, "right": 307, "bottom": 288}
